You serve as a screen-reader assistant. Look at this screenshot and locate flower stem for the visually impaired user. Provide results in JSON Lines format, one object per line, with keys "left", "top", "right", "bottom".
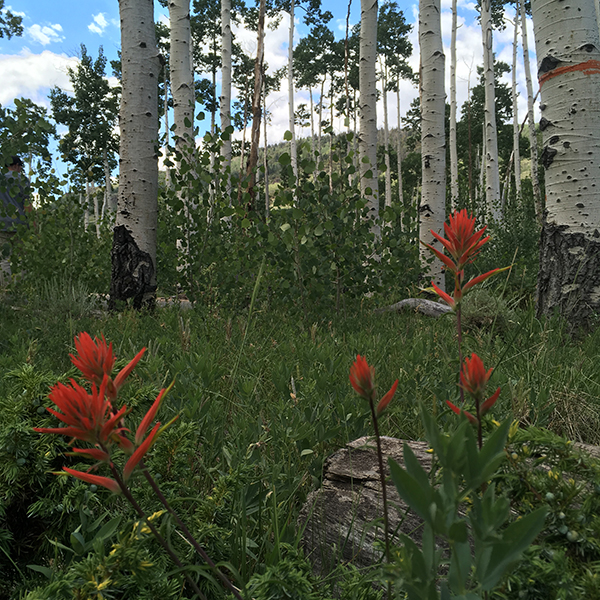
{"left": 108, "top": 464, "right": 208, "bottom": 600}
{"left": 368, "top": 399, "right": 391, "bottom": 599}
{"left": 139, "top": 460, "right": 245, "bottom": 600}
{"left": 457, "top": 303, "right": 464, "bottom": 406}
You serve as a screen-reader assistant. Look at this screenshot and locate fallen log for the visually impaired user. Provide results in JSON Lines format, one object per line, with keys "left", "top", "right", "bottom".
{"left": 299, "top": 436, "right": 430, "bottom": 575}
{"left": 374, "top": 298, "right": 452, "bottom": 318}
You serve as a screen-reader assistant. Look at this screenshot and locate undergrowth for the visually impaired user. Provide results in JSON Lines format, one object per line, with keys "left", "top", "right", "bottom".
{"left": 1, "top": 281, "right": 599, "bottom": 598}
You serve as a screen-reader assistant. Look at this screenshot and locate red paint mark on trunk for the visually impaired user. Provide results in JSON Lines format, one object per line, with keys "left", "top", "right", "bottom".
{"left": 539, "top": 59, "right": 600, "bottom": 87}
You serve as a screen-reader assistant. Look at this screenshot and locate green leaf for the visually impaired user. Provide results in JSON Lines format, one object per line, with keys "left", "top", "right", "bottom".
{"left": 449, "top": 521, "right": 468, "bottom": 544}
{"left": 27, "top": 565, "right": 53, "bottom": 578}
{"left": 448, "top": 539, "right": 472, "bottom": 594}
{"left": 389, "top": 455, "right": 432, "bottom": 523}
{"left": 314, "top": 224, "right": 324, "bottom": 236}
{"left": 403, "top": 441, "right": 432, "bottom": 492}
{"left": 241, "top": 218, "right": 251, "bottom": 229}
{"left": 280, "top": 223, "right": 291, "bottom": 232}
{"left": 479, "top": 507, "right": 548, "bottom": 590}
{"left": 284, "top": 130, "right": 293, "bottom": 141}
{"left": 95, "top": 516, "right": 121, "bottom": 542}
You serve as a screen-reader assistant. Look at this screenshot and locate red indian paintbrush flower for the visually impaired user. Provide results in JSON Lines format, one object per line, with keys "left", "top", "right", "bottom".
{"left": 70, "top": 333, "right": 115, "bottom": 385}
{"left": 62, "top": 467, "right": 121, "bottom": 494}
{"left": 423, "top": 209, "right": 489, "bottom": 273}
{"left": 446, "top": 353, "right": 500, "bottom": 424}
{"left": 34, "top": 376, "right": 128, "bottom": 447}
{"left": 459, "top": 353, "right": 492, "bottom": 400}
{"left": 350, "top": 355, "right": 375, "bottom": 400}
{"left": 421, "top": 210, "right": 505, "bottom": 309}
{"left": 350, "top": 355, "right": 398, "bottom": 415}
{"left": 70, "top": 332, "right": 146, "bottom": 400}
{"left": 36, "top": 333, "right": 177, "bottom": 494}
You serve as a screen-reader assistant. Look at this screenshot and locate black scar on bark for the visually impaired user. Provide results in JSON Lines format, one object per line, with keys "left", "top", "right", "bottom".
{"left": 539, "top": 116, "right": 552, "bottom": 131}
{"left": 537, "top": 223, "right": 600, "bottom": 332}
{"left": 539, "top": 55, "right": 560, "bottom": 74}
{"left": 109, "top": 225, "right": 156, "bottom": 311}
{"left": 541, "top": 146, "right": 558, "bottom": 168}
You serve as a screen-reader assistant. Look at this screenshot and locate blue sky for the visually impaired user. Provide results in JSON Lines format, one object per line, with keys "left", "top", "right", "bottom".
{"left": 0, "top": 0, "right": 536, "bottom": 167}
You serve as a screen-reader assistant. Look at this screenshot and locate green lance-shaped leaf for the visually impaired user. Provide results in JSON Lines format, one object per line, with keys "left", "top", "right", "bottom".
{"left": 389, "top": 448, "right": 435, "bottom": 525}
{"left": 478, "top": 506, "right": 548, "bottom": 591}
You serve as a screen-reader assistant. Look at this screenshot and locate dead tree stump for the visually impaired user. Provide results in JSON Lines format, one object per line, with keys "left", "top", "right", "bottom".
{"left": 299, "top": 436, "right": 431, "bottom": 575}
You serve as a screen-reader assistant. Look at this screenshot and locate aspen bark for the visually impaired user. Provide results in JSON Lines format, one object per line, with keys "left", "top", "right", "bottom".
{"left": 511, "top": 6, "right": 521, "bottom": 201}
{"left": 380, "top": 58, "right": 392, "bottom": 208}
{"left": 220, "top": 0, "right": 232, "bottom": 187}
{"left": 449, "top": 0, "right": 459, "bottom": 207}
{"left": 419, "top": 0, "right": 446, "bottom": 289}
{"left": 396, "top": 88, "right": 404, "bottom": 216}
{"left": 359, "top": 0, "right": 380, "bottom": 239}
{"left": 521, "top": 0, "right": 542, "bottom": 222}
{"left": 532, "top": 0, "right": 600, "bottom": 328}
{"left": 111, "top": 0, "right": 160, "bottom": 310}
{"left": 480, "top": 0, "right": 501, "bottom": 220}
{"left": 169, "top": 0, "right": 194, "bottom": 159}
{"left": 245, "top": 0, "right": 265, "bottom": 208}
{"left": 288, "top": 0, "right": 298, "bottom": 181}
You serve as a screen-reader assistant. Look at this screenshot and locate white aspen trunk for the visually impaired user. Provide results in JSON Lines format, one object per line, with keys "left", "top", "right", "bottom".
{"left": 163, "top": 76, "right": 172, "bottom": 190}
{"left": 478, "top": 124, "right": 485, "bottom": 208}
{"left": 246, "top": 0, "right": 265, "bottom": 205}
{"left": 263, "top": 78, "right": 269, "bottom": 218}
{"left": 103, "top": 147, "right": 116, "bottom": 217}
{"left": 288, "top": 0, "right": 298, "bottom": 181}
{"left": 481, "top": 0, "right": 501, "bottom": 220}
{"left": 318, "top": 78, "right": 324, "bottom": 166}
{"left": 111, "top": 0, "right": 160, "bottom": 310}
{"left": 169, "top": 0, "right": 194, "bottom": 160}
{"left": 345, "top": 0, "right": 352, "bottom": 132}
{"left": 309, "top": 88, "right": 316, "bottom": 166}
{"left": 380, "top": 58, "right": 392, "bottom": 208}
{"left": 520, "top": 0, "right": 542, "bottom": 222}
{"left": 359, "top": 0, "right": 380, "bottom": 239}
{"left": 329, "top": 79, "right": 334, "bottom": 193}
{"left": 220, "top": 0, "right": 232, "bottom": 193}
{"left": 511, "top": 8, "right": 521, "bottom": 201}
{"left": 449, "top": 0, "right": 459, "bottom": 207}
{"left": 396, "top": 87, "right": 404, "bottom": 228}
{"left": 91, "top": 181, "right": 100, "bottom": 239}
{"left": 532, "top": 0, "right": 600, "bottom": 328}
{"left": 82, "top": 191, "right": 89, "bottom": 232}
{"left": 419, "top": 0, "right": 446, "bottom": 289}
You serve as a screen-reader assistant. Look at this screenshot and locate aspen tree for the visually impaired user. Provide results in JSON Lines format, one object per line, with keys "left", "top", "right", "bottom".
{"left": 419, "top": 0, "right": 446, "bottom": 289}
{"left": 449, "top": 0, "right": 459, "bottom": 207}
{"left": 480, "top": 0, "right": 501, "bottom": 220}
{"left": 169, "top": 0, "right": 194, "bottom": 161}
{"left": 510, "top": 6, "right": 521, "bottom": 202}
{"left": 220, "top": 0, "right": 232, "bottom": 187}
{"left": 110, "top": 0, "right": 161, "bottom": 309}
{"left": 288, "top": 0, "right": 298, "bottom": 182}
{"left": 359, "top": 0, "right": 380, "bottom": 240}
{"left": 520, "top": 0, "right": 542, "bottom": 222}
{"left": 532, "top": 0, "right": 600, "bottom": 328}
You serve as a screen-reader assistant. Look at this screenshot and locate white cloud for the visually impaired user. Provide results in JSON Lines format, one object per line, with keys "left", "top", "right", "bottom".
{"left": 0, "top": 49, "right": 78, "bottom": 106}
{"left": 27, "top": 23, "right": 64, "bottom": 46}
{"left": 89, "top": 13, "right": 109, "bottom": 35}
